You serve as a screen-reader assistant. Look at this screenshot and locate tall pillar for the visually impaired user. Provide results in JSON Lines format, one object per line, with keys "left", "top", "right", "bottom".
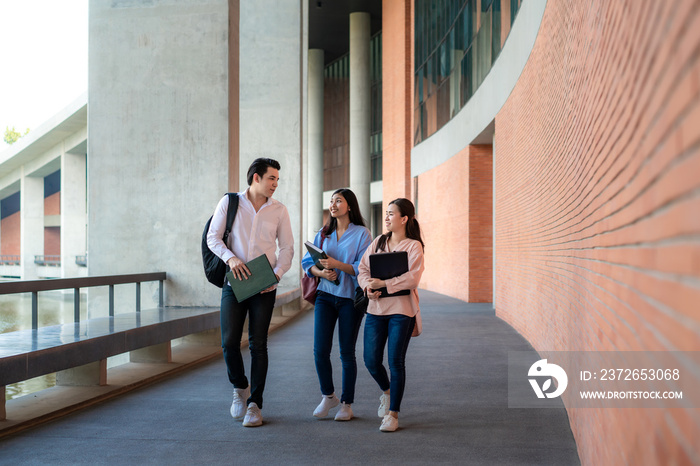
{"left": 238, "top": 0, "right": 305, "bottom": 291}
{"left": 349, "top": 12, "right": 371, "bottom": 218}
{"left": 308, "top": 48, "right": 325, "bottom": 235}
{"left": 61, "top": 154, "right": 87, "bottom": 277}
{"left": 20, "top": 172, "right": 43, "bottom": 280}
{"left": 382, "top": 0, "right": 412, "bottom": 203}
{"left": 61, "top": 152, "right": 87, "bottom": 277}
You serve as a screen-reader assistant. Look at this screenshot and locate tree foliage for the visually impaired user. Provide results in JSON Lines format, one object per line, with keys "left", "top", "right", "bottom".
{"left": 3, "top": 126, "right": 30, "bottom": 145}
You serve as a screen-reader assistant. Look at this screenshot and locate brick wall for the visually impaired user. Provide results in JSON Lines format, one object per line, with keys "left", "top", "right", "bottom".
{"left": 382, "top": 0, "right": 413, "bottom": 203}
{"left": 44, "top": 191, "right": 60, "bottom": 216}
{"left": 1, "top": 212, "right": 20, "bottom": 255}
{"left": 415, "top": 145, "right": 492, "bottom": 302}
{"left": 44, "top": 227, "right": 60, "bottom": 256}
{"left": 44, "top": 191, "right": 61, "bottom": 256}
{"left": 468, "top": 145, "right": 492, "bottom": 302}
{"left": 416, "top": 147, "right": 471, "bottom": 300}
{"left": 495, "top": 1, "right": 700, "bottom": 464}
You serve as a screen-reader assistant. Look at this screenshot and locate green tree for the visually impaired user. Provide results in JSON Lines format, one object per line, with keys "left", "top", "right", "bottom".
{"left": 3, "top": 126, "right": 30, "bottom": 145}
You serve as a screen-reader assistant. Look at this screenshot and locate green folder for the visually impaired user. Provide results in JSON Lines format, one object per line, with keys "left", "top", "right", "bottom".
{"left": 226, "top": 254, "right": 279, "bottom": 302}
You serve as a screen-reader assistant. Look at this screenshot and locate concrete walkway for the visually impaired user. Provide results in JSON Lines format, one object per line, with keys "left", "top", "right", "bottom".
{"left": 0, "top": 290, "right": 580, "bottom": 465}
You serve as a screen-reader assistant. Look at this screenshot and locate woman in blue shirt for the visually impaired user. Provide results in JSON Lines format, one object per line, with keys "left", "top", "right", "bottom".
{"left": 301, "top": 188, "right": 372, "bottom": 421}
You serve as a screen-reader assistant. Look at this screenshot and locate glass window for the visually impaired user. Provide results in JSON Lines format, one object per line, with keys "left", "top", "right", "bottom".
{"left": 492, "top": 0, "right": 501, "bottom": 62}
{"left": 413, "top": 0, "right": 521, "bottom": 144}
{"left": 427, "top": 55, "right": 433, "bottom": 97}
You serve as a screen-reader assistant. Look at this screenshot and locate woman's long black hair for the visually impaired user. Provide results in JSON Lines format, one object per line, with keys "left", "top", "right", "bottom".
{"left": 322, "top": 188, "right": 366, "bottom": 236}
{"left": 376, "top": 198, "right": 425, "bottom": 252}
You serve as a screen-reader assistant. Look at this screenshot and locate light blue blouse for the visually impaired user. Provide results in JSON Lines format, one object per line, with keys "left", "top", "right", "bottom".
{"left": 301, "top": 223, "right": 372, "bottom": 300}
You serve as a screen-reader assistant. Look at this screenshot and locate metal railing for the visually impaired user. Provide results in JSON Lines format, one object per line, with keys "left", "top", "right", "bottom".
{"left": 34, "top": 255, "right": 61, "bottom": 266}
{"left": 0, "top": 255, "right": 88, "bottom": 267}
{"left": 0, "top": 273, "right": 166, "bottom": 329}
{"left": 0, "top": 255, "right": 20, "bottom": 265}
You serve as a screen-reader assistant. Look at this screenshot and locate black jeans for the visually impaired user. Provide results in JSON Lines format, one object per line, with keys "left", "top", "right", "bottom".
{"left": 220, "top": 285, "right": 276, "bottom": 409}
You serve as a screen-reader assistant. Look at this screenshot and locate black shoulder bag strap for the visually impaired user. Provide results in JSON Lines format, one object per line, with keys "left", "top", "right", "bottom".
{"left": 223, "top": 193, "right": 239, "bottom": 247}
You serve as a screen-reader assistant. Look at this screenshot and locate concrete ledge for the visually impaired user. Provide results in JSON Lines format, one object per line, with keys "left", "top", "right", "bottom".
{"left": 0, "top": 296, "right": 310, "bottom": 438}
{"left": 274, "top": 285, "right": 301, "bottom": 307}
{"left": 0, "top": 307, "right": 221, "bottom": 387}
{"left": 0, "top": 340, "right": 222, "bottom": 437}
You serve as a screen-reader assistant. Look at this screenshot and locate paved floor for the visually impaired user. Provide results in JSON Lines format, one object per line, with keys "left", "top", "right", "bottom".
{"left": 0, "top": 290, "right": 580, "bottom": 465}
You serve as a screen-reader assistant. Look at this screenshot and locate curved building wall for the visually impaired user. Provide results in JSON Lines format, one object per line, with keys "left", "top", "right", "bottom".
{"left": 495, "top": 1, "right": 700, "bottom": 464}
{"left": 411, "top": 0, "right": 546, "bottom": 302}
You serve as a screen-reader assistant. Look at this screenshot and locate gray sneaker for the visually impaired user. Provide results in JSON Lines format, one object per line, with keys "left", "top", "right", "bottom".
{"left": 231, "top": 385, "right": 250, "bottom": 419}
{"left": 313, "top": 394, "right": 340, "bottom": 418}
{"left": 380, "top": 414, "right": 398, "bottom": 432}
{"left": 242, "top": 402, "right": 263, "bottom": 427}
{"left": 378, "top": 393, "right": 390, "bottom": 417}
{"left": 334, "top": 402, "right": 353, "bottom": 421}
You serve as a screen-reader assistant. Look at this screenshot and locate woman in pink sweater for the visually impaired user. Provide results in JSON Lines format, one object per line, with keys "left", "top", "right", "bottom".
{"left": 357, "top": 198, "right": 425, "bottom": 432}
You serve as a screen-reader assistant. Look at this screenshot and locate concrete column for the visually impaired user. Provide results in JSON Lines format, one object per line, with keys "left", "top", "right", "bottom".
{"left": 89, "top": 0, "right": 230, "bottom": 307}
{"left": 307, "top": 49, "right": 325, "bottom": 235}
{"left": 130, "top": 342, "right": 172, "bottom": 363}
{"left": 183, "top": 328, "right": 221, "bottom": 346}
{"left": 20, "top": 172, "right": 44, "bottom": 280}
{"left": 61, "top": 152, "right": 87, "bottom": 277}
{"left": 56, "top": 360, "right": 107, "bottom": 386}
{"left": 239, "top": 0, "right": 305, "bottom": 292}
{"left": 1, "top": 386, "right": 5, "bottom": 421}
{"left": 349, "top": 12, "right": 371, "bottom": 218}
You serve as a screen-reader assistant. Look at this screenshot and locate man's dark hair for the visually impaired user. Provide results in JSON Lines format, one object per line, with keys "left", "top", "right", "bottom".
{"left": 247, "top": 158, "right": 281, "bottom": 186}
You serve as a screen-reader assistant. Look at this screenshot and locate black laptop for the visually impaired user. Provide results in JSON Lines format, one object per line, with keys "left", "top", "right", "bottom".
{"left": 369, "top": 251, "right": 410, "bottom": 298}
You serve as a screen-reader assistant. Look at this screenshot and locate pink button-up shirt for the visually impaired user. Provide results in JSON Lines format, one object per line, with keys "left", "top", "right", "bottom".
{"left": 207, "top": 190, "right": 294, "bottom": 287}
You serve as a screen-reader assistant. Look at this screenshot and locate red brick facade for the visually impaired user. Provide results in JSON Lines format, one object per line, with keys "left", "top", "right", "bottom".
{"left": 415, "top": 145, "right": 493, "bottom": 302}
{"left": 495, "top": 1, "right": 700, "bottom": 464}
{"left": 44, "top": 191, "right": 60, "bottom": 216}
{"left": 0, "top": 192, "right": 61, "bottom": 258}
{"left": 44, "top": 227, "right": 60, "bottom": 256}
{"left": 382, "top": 0, "right": 413, "bottom": 203}
{"left": 1, "top": 212, "right": 20, "bottom": 256}
{"left": 44, "top": 192, "right": 61, "bottom": 255}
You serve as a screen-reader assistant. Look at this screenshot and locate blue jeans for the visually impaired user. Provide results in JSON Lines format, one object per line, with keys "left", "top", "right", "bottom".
{"left": 314, "top": 291, "right": 364, "bottom": 404}
{"left": 363, "top": 313, "right": 415, "bottom": 412}
{"left": 220, "top": 285, "right": 276, "bottom": 409}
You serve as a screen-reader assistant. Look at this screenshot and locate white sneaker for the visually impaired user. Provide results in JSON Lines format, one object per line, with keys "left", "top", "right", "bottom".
{"left": 230, "top": 385, "right": 250, "bottom": 419}
{"left": 379, "top": 414, "right": 398, "bottom": 432}
{"left": 242, "top": 402, "right": 263, "bottom": 427}
{"left": 378, "top": 393, "right": 390, "bottom": 417}
{"left": 313, "top": 394, "right": 340, "bottom": 418}
{"left": 334, "top": 402, "right": 353, "bottom": 421}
